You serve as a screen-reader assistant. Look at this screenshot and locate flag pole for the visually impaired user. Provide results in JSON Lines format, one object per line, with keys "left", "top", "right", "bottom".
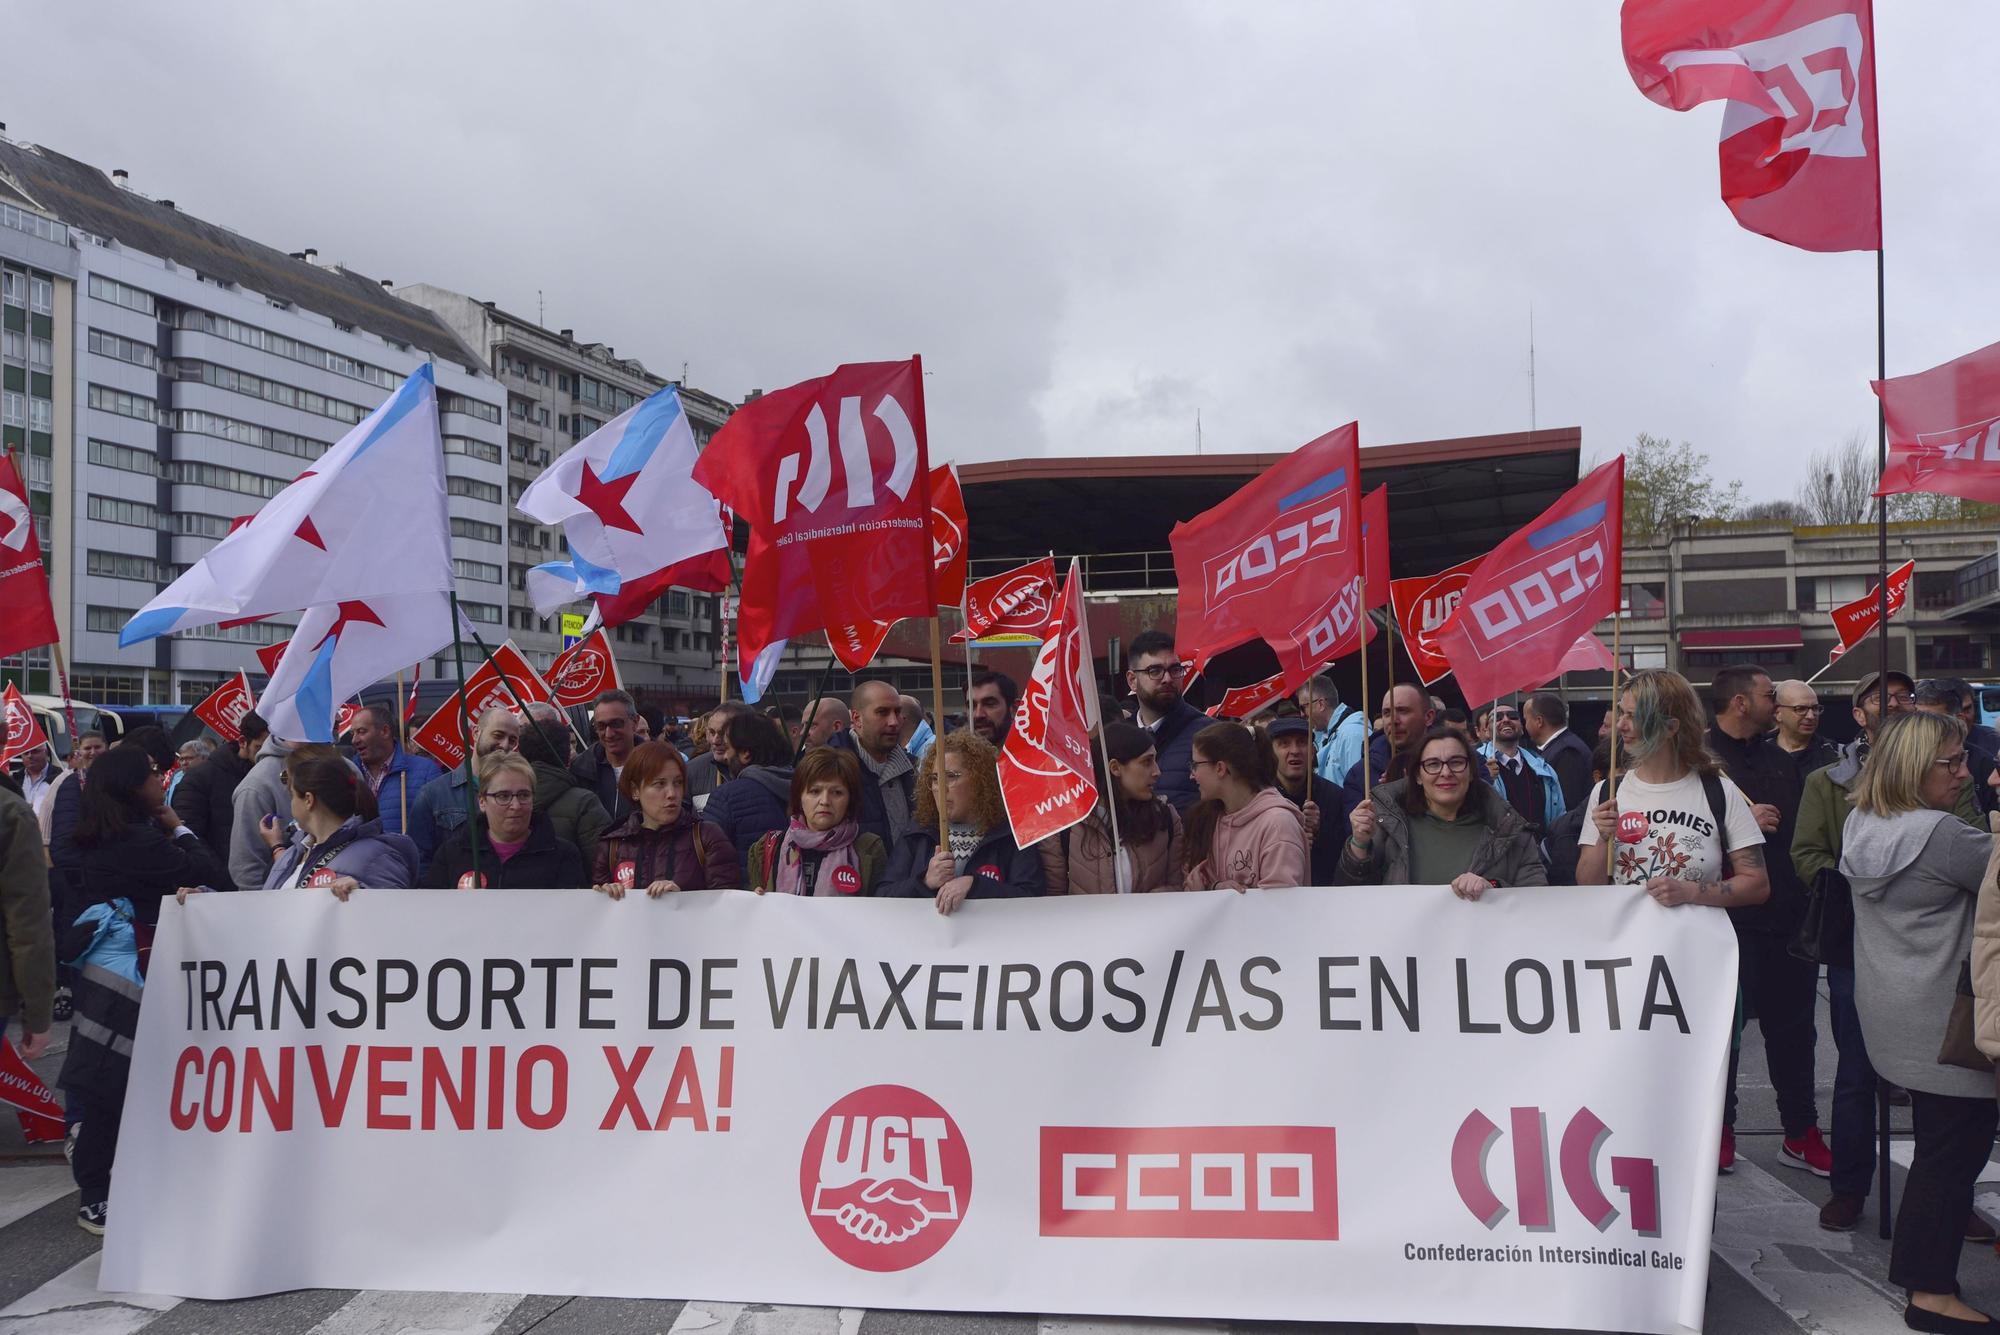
{"left": 1605, "top": 606, "right": 1621, "bottom": 879}
{"left": 1074, "top": 565, "right": 1123, "bottom": 886}
{"left": 1873, "top": 251, "right": 1889, "bottom": 729}
{"left": 1356, "top": 575, "right": 1371, "bottom": 801}
{"left": 394, "top": 669, "right": 409, "bottom": 835}
{"left": 447, "top": 594, "right": 480, "bottom": 883}
{"left": 3, "top": 444, "right": 73, "bottom": 748}
{"left": 462, "top": 624, "right": 574, "bottom": 765}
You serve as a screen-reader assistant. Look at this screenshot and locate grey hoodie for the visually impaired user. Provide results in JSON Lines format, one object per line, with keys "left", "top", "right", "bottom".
{"left": 229, "top": 738, "right": 295, "bottom": 893}
{"left": 1841, "top": 805, "right": 1996, "bottom": 1098}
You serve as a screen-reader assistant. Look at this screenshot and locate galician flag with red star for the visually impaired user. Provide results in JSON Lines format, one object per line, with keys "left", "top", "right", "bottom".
{"left": 517, "top": 385, "right": 726, "bottom": 619}
{"left": 258, "top": 590, "right": 467, "bottom": 744}
{"left": 120, "top": 364, "right": 454, "bottom": 645}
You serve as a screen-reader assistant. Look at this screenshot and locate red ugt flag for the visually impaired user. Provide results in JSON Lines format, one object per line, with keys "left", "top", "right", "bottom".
{"left": 1623, "top": 0, "right": 1880, "bottom": 253}
{"left": 693, "top": 359, "right": 933, "bottom": 677}
{"left": 999, "top": 559, "right": 1099, "bottom": 848}
{"left": 192, "top": 672, "right": 256, "bottom": 743}
{"left": 547, "top": 626, "right": 621, "bottom": 708}
{"left": 1170, "top": 423, "right": 1368, "bottom": 693}
{"left": 1873, "top": 338, "right": 2000, "bottom": 505}
{"left": 0, "top": 453, "right": 58, "bottom": 661}
{"left": 1830, "top": 558, "right": 1913, "bottom": 651}
{"left": 0, "top": 684, "right": 48, "bottom": 767}
{"left": 952, "top": 557, "right": 1059, "bottom": 644}
{"left": 1389, "top": 553, "right": 1487, "bottom": 687}
{"left": 1433, "top": 457, "right": 1624, "bottom": 708}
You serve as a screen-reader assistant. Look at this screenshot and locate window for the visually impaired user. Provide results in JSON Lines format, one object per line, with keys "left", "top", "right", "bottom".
{"left": 88, "top": 327, "right": 157, "bottom": 368}
{"left": 1798, "top": 574, "right": 1868, "bottom": 612}
{"left": 177, "top": 362, "right": 368, "bottom": 425}
{"left": 443, "top": 435, "right": 501, "bottom": 465}
{"left": 172, "top": 512, "right": 235, "bottom": 538}
{"left": 446, "top": 476, "right": 502, "bottom": 504}
{"left": 87, "top": 274, "right": 156, "bottom": 317}
{"left": 1, "top": 391, "right": 23, "bottom": 427}
{"left": 1, "top": 330, "right": 20, "bottom": 360}
{"left": 439, "top": 393, "right": 502, "bottom": 424}
{"left": 0, "top": 271, "right": 18, "bottom": 305}
{"left": 88, "top": 550, "right": 166, "bottom": 582}
{"left": 461, "top": 600, "right": 501, "bottom": 624}
{"left": 86, "top": 606, "right": 138, "bottom": 634}
{"left": 453, "top": 557, "right": 502, "bottom": 583}
{"left": 667, "top": 590, "right": 691, "bottom": 617}
{"left": 177, "top": 620, "right": 287, "bottom": 646}
{"left": 170, "top": 461, "right": 287, "bottom": 498}
{"left": 174, "top": 410, "right": 327, "bottom": 462}
{"left": 0, "top": 203, "right": 67, "bottom": 245}
{"left": 509, "top": 395, "right": 534, "bottom": 421}
{"left": 88, "top": 384, "right": 159, "bottom": 423}
{"left": 28, "top": 337, "right": 52, "bottom": 369}
{"left": 28, "top": 398, "right": 50, "bottom": 431}
{"left": 29, "top": 278, "right": 53, "bottom": 314}
{"left": 1919, "top": 637, "right": 1986, "bottom": 672}
{"left": 450, "top": 517, "right": 502, "bottom": 544}
{"left": 88, "top": 439, "right": 161, "bottom": 476}
{"left": 558, "top": 373, "right": 572, "bottom": 394}
{"left": 173, "top": 309, "right": 401, "bottom": 390}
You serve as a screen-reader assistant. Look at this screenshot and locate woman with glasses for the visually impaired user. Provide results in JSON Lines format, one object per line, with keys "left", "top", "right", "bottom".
{"left": 1840, "top": 711, "right": 1996, "bottom": 1333}
{"left": 248, "top": 747, "right": 418, "bottom": 898}
{"left": 881, "top": 732, "right": 1043, "bottom": 913}
{"left": 425, "top": 752, "right": 589, "bottom": 889}
{"left": 1182, "top": 722, "right": 1308, "bottom": 892}
{"left": 1339, "top": 726, "right": 1547, "bottom": 896}
{"left": 591, "top": 741, "right": 741, "bottom": 897}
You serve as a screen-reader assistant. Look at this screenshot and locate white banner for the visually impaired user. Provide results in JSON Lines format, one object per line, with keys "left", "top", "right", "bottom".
{"left": 104, "top": 887, "right": 1736, "bottom": 1334}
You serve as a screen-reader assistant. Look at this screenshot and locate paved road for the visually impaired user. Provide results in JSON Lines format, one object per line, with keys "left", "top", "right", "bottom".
{"left": 5, "top": 984, "right": 2000, "bottom": 1334}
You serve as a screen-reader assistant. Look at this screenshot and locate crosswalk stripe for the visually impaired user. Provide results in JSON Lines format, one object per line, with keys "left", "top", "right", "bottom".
{"left": 1888, "top": 1141, "right": 2000, "bottom": 1185}
{"left": 0, "top": 1166, "right": 73, "bottom": 1231}
{"left": 299, "top": 1290, "right": 524, "bottom": 1335}
{"left": 0, "top": 1252, "right": 180, "bottom": 1331}
{"left": 668, "top": 1301, "right": 865, "bottom": 1335}
{"left": 1037, "top": 1319, "right": 1227, "bottom": 1335}
{"left": 1711, "top": 1158, "right": 1904, "bottom": 1331}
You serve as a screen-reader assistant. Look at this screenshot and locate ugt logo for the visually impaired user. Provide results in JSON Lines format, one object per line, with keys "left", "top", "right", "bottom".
{"left": 774, "top": 393, "right": 920, "bottom": 525}
{"left": 799, "top": 1085, "right": 972, "bottom": 1272}
{"left": 1451, "top": 1106, "right": 1660, "bottom": 1237}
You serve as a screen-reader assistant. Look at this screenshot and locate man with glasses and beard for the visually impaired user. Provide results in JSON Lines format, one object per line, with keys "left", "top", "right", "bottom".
{"left": 1478, "top": 702, "right": 1564, "bottom": 840}
{"left": 1124, "top": 630, "right": 1208, "bottom": 812}
{"left": 1773, "top": 679, "right": 1840, "bottom": 778}
{"left": 570, "top": 690, "right": 643, "bottom": 822}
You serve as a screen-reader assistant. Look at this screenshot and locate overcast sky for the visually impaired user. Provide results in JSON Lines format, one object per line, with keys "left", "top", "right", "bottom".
{"left": 13, "top": 2, "right": 1998, "bottom": 503}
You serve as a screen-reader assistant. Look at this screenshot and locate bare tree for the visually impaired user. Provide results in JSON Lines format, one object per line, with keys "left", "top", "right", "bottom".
{"left": 1794, "top": 433, "right": 1874, "bottom": 525}
{"left": 1738, "top": 499, "right": 1802, "bottom": 522}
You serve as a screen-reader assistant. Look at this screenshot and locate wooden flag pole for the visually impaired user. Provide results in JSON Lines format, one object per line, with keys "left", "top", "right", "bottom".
{"left": 1356, "top": 575, "right": 1372, "bottom": 801}
{"left": 394, "top": 669, "right": 409, "bottom": 834}
{"left": 1604, "top": 607, "right": 1621, "bottom": 879}
{"left": 928, "top": 615, "right": 950, "bottom": 823}
{"left": 447, "top": 595, "right": 480, "bottom": 883}
{"left": 1071, "top": 564, "right": 1123, "bottom": 887}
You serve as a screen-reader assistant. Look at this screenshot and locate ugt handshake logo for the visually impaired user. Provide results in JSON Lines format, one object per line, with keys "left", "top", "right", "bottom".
{"left": 801, "top": 1085, "right": 972, "bottom": 1272}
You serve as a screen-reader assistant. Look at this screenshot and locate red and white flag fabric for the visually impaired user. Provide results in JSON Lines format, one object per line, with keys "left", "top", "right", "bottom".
{"left": 547, "top": 627, "right": 621, "bottom": 708}
{"left": 0, "top": 683, "right": 48, "bottom": 767}
{"left": 1206, "top": 672, "right": 1290, "bottom": 721}
{"left": 1389, "top": 554, "right": 1487, "bottom": 687}
{"left": 1829, "top": 558, "right": 1913, "bottom": 652}
{"left": 0, "top": 452, "right": 58, "bottom": 662}
{"left": 951, "top": 557, "right": 1060, "bottom": 645}
{"left": 1622, "top": 0, "right": 1880, "bottom": 253}
{"left": 191, "top": 672, "right": 256, "bottom": 743}
{"left": 334, "top": 702, "right": 364, "bottom": 740}
{"left": 1361, "top": 485, "right": 1391, "bottom": 610}
{"left": 255, "top": 639, "right": 289, "bottom": 677}
{"left": 1551, "top": 633, "right": 1620, "bottom": 679}
{"left": 693, "top": 358, "right": 935, "bottom": 677}
{"left": 1872, "top": 338, "right": 2000, "bottom": 504}
{"left": 999, "top": 559, "right": 1100, "bottom": 849}
{"left": 1433, "top": 457, "right": 1625, "bottom": 708}
{"left": 410, "top": 641, "right": 555, "bottom": 770}
{"left": 827, "top": 465, "right": 970, "bottom": 672}
{"left": 258, "top": 591, "right": 454, "bottom": 745}
{"left": 0, "top": 1035, "right": 63, "bottom": 1144}
{"left": 1170, "top": 423, "right": 1369, "bottom": 695}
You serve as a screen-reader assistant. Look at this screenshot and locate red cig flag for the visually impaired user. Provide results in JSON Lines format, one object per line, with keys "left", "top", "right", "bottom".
{"left": 1873, "top": 338, "right": 2000, "bottom": 506}
{"left": 0, "top": 452, "right": 58, "bottom": 661}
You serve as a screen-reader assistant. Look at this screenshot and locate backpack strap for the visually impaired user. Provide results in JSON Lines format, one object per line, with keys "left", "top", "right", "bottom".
{"left": 1612, "top": 769, "right": 1735, "bottom": 853}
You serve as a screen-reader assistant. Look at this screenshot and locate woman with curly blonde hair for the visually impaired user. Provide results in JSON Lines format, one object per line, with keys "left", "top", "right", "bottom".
{"left": 880, "top": 730, "right": 1043, "bottom": 914}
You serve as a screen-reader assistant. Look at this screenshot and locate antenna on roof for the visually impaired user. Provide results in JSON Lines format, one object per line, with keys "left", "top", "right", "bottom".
{"left": 537, "top": 289, "right": 544, "bottom": 326}
{"left": 1196, "top": 408, "right": 1203, "bottom": 456}
{"left": 1528, "top": 304, "right": 1538, "bottom": 434}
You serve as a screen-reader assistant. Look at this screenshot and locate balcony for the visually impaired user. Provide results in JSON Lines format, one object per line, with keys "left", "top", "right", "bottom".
{"left": 1940, "top": 548, "right": 2000, "bottom": 621}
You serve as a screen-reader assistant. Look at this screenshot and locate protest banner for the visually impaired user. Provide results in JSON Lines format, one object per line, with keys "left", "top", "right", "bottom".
{"left": 108, "top": 886, "right": 1733, "bottom": 1333}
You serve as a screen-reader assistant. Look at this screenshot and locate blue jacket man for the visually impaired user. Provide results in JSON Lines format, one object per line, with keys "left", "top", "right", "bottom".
{"left": 1298, "top": 674, "right": 1366, "bottom": 786}
{"left": 1477, "top": 739, "right": 1565, "bottom": 835}
{"left": 349, "top": 705, "right": 441, "bottom": 843}
{"left": 1124, "top": 630, "right": 1209, "bottom": 812}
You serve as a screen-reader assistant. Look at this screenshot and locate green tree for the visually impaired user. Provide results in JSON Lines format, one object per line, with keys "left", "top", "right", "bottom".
{"left": 1616, "top": 433, "right": 1742, "bottom": 544}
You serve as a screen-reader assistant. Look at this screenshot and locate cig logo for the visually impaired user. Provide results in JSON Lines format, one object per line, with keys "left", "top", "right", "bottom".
{"left": 1451, "top": 1106, "right": 1660, "bottom": 1236}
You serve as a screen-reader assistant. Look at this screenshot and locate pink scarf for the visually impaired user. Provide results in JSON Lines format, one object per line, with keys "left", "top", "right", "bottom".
{"left": 776, "top": 818, "right": 865, "bottom": 896}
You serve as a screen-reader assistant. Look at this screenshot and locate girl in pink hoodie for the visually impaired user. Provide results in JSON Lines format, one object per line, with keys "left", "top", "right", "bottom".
{"left": 1183, "top": 723, "right": 1309, "bottom": 891}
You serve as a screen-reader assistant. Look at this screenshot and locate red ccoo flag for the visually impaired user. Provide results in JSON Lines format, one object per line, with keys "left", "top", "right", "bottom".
{"left": 191, "top": 672, "right": 256, "bottom": 743}
{"left": 1872, "top": 338, "right": 2000, "bottom": 505}
{"left": 693, "top": 359, "right": 934, "bottom": 677}
{"left": 1206, "top": 672, "right": 1289, "bottom": 721}
{"left": 1623, "top": 0, "right": 1880, "bottom": 253}
{"left": 1361, "top": 485, "right": 1391, "bottom": 610}
{"left": 0, "top": 452, "right": 58, "bottom": 661}
{"left": 547, "top": 626, "right": 621, "bottom": 708}
{"left": 1170, "top": 423, "right": 1368, "bottom": 696}
{"left": 999, "top": 559, "right": 1100, "bottom": 848}
{"left": 1433, "top": 457, "right": 1624, "bottom": 708}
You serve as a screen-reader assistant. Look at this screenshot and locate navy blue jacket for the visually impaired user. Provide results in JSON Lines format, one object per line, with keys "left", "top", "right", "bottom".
{"left": 1146, "top": 699, "right": 1213, "bottom": 813}
{"left": 702, "top": 765, "right": 792, "bottom": 857}
{"left": 826, "top": 731, "right": 916, "bottom": 847}
{"left": 880, "top": 825, "right": 1044, "bottom": 901}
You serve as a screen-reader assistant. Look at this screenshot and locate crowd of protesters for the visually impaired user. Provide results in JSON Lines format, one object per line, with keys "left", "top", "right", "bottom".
{"left": 5, "top": 648, "right": 2000, "bottom": 1328}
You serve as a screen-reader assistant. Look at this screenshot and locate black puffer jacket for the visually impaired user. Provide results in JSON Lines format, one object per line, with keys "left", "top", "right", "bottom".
{"left": 170, "top": 745, "right": 254, "bottom": 851}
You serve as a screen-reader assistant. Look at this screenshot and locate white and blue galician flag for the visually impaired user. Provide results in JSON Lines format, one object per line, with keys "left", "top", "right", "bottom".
{"left": 120, "top": 365, "right": 453, "bottom": 646}
{"left": 517, "top": 385, "right": 726, "bottom": 618}
{"left": 257, "top": 591, "right": 461, "bottom": 744}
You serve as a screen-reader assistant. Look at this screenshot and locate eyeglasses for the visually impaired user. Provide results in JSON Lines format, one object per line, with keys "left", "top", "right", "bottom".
{"left": 1131, "top": 663, "right": 1187, "bottom": 682}
{"left": 482, "top": 789, "right": 535, "bottom": 805}
{"left": 1935, "top": 753, "right": 1970, "bottom": 773}
{"left": 1189, "top": 758, "right": 1216, "bottom": 773}
{"left": 594, "top": 717, "right": 632, "bottom": 732}
{"left": 1491, "top": 709, "right": 1519, "bottom": 720}
{"left": 1418, "top": 756, "right": 1472, "bottom": 775}
{"left": 1780, "top": 704, "right": 1823, "bottom": 714}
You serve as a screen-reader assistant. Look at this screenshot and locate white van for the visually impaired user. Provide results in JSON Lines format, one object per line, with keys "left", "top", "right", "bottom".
{"left": 19, "top": 694, "right": 113, "bottom": 761}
